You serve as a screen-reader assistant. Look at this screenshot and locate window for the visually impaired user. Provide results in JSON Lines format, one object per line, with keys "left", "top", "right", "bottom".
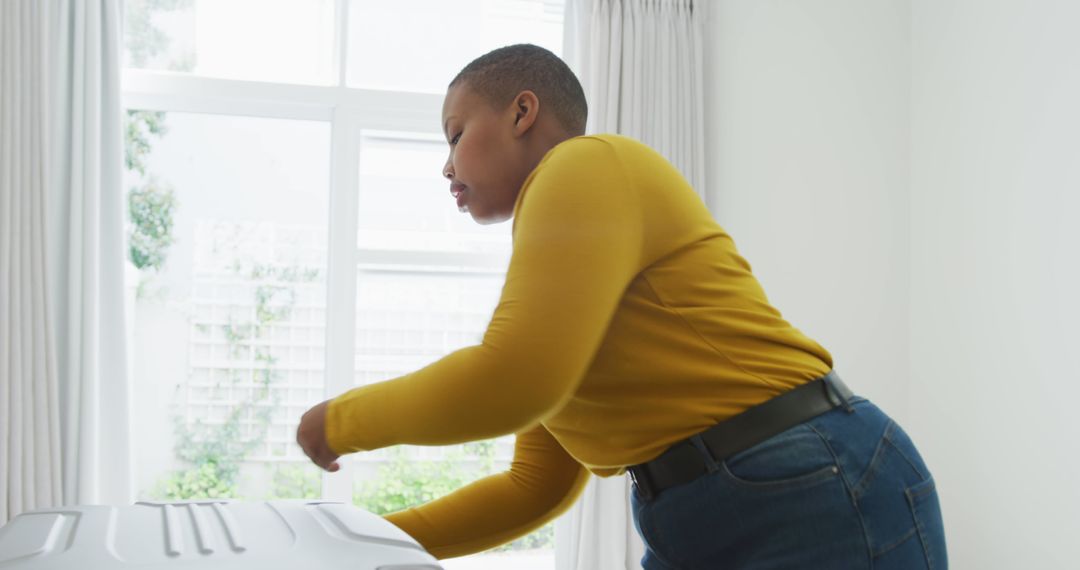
{"left": 347, "top": 0, "right": 565, "bottom": 93}
{"left": 123, "top": 1, "right": 565, "bottom": 567}
{"left": 125, "top": 0, "right": 337, "bottom": 84}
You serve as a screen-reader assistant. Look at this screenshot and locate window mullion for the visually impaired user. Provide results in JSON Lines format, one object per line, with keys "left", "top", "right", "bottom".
{"left": 322, "top": 105, "right": 362, "bottom": 502}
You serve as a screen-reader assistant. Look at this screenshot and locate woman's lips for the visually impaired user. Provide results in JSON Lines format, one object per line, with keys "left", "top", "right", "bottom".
{"left": 450, "top": 183, "right": 467, "bottom": 211}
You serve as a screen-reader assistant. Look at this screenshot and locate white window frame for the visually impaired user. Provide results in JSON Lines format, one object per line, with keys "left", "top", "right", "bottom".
{"left": 121, "top": 0, "right": 513, "bottom": 503}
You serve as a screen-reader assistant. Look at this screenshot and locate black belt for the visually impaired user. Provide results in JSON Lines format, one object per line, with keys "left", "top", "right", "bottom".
{"left": 628, "top": 370, "right": 855, "bottom": 501}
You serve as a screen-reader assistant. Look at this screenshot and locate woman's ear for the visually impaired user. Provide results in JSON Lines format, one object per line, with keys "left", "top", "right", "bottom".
{"left": 511, "top": 90, "right": 540, "bottom": 137}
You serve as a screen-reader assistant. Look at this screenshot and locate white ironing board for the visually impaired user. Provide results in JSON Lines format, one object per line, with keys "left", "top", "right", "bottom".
{"left": 0, "top": 500, "right": 441, "bottom": 570}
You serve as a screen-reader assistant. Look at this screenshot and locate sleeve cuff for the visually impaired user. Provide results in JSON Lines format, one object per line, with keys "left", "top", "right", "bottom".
{"left": 324, "top": 394, "right": 350, "bottom": 456}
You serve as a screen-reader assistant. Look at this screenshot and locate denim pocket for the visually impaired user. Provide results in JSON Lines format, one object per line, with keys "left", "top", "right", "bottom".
{"left": 631, "top": 481, "right": 683, "bottom": 570}
{"left": 907, "top": 477, "right": 948, "bottom": 569}
{"left": 720, "top": 424, "right": 840, "bottom": 489}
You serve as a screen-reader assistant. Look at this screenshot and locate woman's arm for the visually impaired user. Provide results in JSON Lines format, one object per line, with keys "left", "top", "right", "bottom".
{"left": 325, "top": 139, "right": 643, "bottom": 453}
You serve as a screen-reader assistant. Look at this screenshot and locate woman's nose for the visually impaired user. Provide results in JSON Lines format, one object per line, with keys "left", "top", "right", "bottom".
{"left": 443, "top": 158, "right": 454, "bottom": 179}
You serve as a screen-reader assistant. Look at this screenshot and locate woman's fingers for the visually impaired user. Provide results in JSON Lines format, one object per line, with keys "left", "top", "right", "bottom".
{"left": 296, "top": 399, "right": 342, "bottom": 472}
{"left": 315, "top": 448, "right": 341, "bottom": 472}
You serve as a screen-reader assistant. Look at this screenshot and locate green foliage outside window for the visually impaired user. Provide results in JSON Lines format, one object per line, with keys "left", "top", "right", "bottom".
{"left": 125, "top": 0, "right": 196, "bottom": 72}
{"left": 269, "top": 463, "right": 322, "bottom": 501}
{"left": 127, "top": 177, "right": 176, "bottom": 271}
{"left": 153, "top": 408, "right": 258, "bottom": 500}
{"left": 354, "top": 448, "right": 472, "bottom": 515}
{"left": 124, "top": 0, "right": 190, "bottom": 274}
{"left": 125, "top": 109, "right": 178, "bottom": 274}
{"left": 125, "top": 110, "right": 167, "bottom": 176}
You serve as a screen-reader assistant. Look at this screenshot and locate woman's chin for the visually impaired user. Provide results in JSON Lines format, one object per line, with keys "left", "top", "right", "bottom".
{"left": 470, "top": 209, "right": 511, "bottom": 225}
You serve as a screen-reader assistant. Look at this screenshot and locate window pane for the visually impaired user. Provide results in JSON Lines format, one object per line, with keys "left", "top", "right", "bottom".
{"left": 347, "top": 0, "right": 565, "bottom": 93}
{"left": 124, "top": 0, "right": 336, "bottom": 85}
{"left": 353, "top": 271, "right": 503, "bottom": 387}
{"left": 358, "top": 131, "right": 512, "bottom": 256}
{"left": 125, "top": 110, "right": 331, "bottom": 502}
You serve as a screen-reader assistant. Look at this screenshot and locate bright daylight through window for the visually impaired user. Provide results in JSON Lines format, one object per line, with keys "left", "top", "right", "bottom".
{"left": 122, "top": 1, "right": 565, "bottom": 568}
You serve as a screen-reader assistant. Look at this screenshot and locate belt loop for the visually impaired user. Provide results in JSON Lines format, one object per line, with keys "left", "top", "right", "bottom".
{"left": 629, "top": 466, "right": 655, "bottom": 501}
{"left": 824, "top": 371, "right": 855, "bottom": 413}
{"left": 690, "top": 435, "right": 720, "bottom": 474}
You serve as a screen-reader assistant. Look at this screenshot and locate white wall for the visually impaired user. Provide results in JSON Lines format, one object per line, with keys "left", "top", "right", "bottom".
{"left": 705, "top": 1, "right": 1080, "bottom": 568}
{"left": 909, "top": 1, "right": 1080, "bottom": 567}
{"left": 704, "top": 0, "right": 912, "bottom": 413}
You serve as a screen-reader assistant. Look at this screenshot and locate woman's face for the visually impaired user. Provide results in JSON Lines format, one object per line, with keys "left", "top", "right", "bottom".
{"left": 440, "top": 83, "right": 531, "bottom": 225}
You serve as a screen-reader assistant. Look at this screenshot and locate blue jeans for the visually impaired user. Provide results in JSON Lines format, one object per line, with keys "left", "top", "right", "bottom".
{"left": 631, "top": 398, "right": 947, "bottom": 569}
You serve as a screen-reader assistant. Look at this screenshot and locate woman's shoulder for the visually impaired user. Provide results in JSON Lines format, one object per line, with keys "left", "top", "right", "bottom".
{"left": 551, "top": 133, "right": 650, "bottom": 154}
{"left": 537, "top": 134, "right": 656, "bottom": 175}
{"left": 513, "top": 136, "right": 647, "bottom": 227}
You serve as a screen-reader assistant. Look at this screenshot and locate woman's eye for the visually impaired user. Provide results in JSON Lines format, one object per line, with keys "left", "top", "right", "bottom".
{"left": 451, "top": 132, "right": 462, "bottom": 145}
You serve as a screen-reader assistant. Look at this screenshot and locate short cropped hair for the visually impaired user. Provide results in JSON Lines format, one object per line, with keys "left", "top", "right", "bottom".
{"left": 450, "top": 44, "right": 588, "bottom": 136}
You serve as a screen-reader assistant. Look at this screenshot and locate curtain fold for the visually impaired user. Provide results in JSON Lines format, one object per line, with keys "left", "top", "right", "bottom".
{"left": 49, "top": 0, "right": 132, "bottom": 509}
{"left": 557, "top": 0, "right": 705, "bottom": 568}
{"left": 0, "top": 0, "right": 130, "bottom": 524}
{"left": 1, "top": 0, "right": 64, "bottom": 524}
{"left": 577, "top": 0, "right": 706, "bottom": 193}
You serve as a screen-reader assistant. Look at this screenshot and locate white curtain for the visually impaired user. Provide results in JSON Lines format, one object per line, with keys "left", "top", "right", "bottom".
{"left": 49, "top": 0, "right": 132, "bottom": 510}
{"left": 1, "top": 0, "right": 64, "bottom": 524}
{"left": 0, "top": 0, "right": 130, "bottom": 524}
{"left": 557, "top": 1, "right": 706, "bottom": 568}
{"left": 567, "top": 0, "right": 706, "bottom": 192}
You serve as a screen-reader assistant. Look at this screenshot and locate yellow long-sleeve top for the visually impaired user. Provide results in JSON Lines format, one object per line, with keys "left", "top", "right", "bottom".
{"left": 326, "top": 134, "right": 833, "bottom": 558}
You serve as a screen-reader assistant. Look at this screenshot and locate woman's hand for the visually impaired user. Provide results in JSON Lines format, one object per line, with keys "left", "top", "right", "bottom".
{"left": 296, "top": 399, "right": 341, "bottom": 472}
